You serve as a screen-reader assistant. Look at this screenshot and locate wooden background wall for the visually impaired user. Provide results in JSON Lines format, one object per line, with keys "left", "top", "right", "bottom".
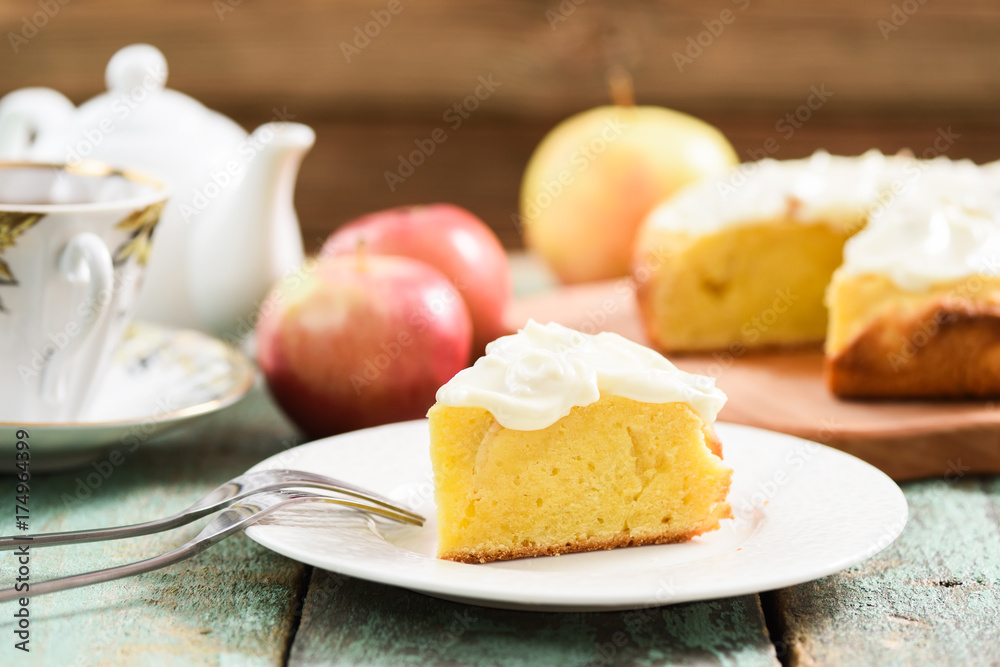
{"left": 2, "top": 0, "right": 1000, "bottom": 249}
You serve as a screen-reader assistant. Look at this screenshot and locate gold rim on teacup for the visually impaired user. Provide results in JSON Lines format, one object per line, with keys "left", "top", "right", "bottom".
{"left": 0, "top": 160, "right": 168, "bottom": 213}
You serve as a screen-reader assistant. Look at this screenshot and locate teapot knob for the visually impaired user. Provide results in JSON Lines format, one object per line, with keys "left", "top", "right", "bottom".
{"left": 105, "top": 44, "right": 168, "bottom": 93}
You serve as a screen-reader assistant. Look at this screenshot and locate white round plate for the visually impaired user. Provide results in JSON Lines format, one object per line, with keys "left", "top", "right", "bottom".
{"left": 0, "top": 321, "right": 255, "bottom": 470}
{"left": 246, "top": 419, "right": 908, "bottom": 612}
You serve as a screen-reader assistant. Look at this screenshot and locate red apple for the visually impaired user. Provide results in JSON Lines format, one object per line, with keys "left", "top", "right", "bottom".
{"left": 256, "top": 251, "right": 472, "bottom": 437}
{"left": 320, "top": 204, "right": 512, "bottom": 356}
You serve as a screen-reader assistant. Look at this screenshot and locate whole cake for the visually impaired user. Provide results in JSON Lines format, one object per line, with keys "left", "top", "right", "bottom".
{"left": 428, "top": 320, "right": 732, "bottom": 564}
{"left": 825, "top": 160, "right": 1000, "bottom": 397}
{"left": 633, "top": 150, "right": 895, "bottom": 352}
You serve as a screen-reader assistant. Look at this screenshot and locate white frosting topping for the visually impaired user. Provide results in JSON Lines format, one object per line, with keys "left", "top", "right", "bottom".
{"left": 435, "top": 320, "right": 727, "bottom": 431}
{"left": 838, "top": 158, "right": 1000, "bottom": 290}
{"left": 643, "top": 148, "right": 1000, "bottom": 291}
{"left": 645, "top": 150, "right": 895, "bottom": 235}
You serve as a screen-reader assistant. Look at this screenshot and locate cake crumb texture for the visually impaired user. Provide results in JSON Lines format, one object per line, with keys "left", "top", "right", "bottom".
{"left": 429, "top": 395, "right": 732, "bottom": 564}
{"left": 636, "top": 220, "right": 853, "bottom": 352}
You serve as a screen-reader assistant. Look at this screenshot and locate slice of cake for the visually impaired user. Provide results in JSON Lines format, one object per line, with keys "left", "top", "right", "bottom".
{"left": 825, "top": 160, "right": 1000, "bottom": 398}
{"left": 428, "top": 320, "right": 731, "bottom": 564}
{"left": 633, "top": 150, "right": 895, "bottom": 352}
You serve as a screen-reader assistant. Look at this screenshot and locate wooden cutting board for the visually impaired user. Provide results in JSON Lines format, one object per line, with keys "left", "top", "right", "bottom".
{"left": 507, "top": 279, "right": 1000, "bottom": 481}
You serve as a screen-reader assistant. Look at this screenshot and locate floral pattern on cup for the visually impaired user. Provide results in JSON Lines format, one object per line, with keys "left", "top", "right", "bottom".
{"left": 0, "top": 203, "right": 163, "bottom": 313}
{"left": 0, "top": 211, "right": 43, "bottom": 311}
{"left": 113, "top": 200, "right": 164, "bottom": 268}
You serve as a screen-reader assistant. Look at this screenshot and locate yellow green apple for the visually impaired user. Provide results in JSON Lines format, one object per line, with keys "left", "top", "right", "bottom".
{"left": 520, "top": 105, "right": 738, "bottom": 283}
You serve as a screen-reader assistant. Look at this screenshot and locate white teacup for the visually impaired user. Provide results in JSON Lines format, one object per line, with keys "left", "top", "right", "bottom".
{"left": 0, "top": 161, "right": 168, "bottom": 422}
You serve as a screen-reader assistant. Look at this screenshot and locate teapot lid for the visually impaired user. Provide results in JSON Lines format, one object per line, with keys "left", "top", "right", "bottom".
{"left": 105, "top": 44, "right": 169, "bottom": 93}
{"left": 73, "top": 44, "right": 247, "bottom": 144}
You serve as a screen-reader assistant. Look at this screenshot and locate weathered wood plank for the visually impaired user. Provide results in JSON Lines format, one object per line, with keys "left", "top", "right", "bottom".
{"left": 289, "top": 569, "right": 778, "bottom": 666}
{"left": 0, "top": 384, "right": 308, "bottom": 666}
{"left": 1, "top": 0, "right": 1000, "bottom": 116}
{"left": 5, "top": 1, "right": 1000, "bottom": 256}
{"left": 277, "top": 114, "right": 1000, "bottom": 253}
{"left": 768, "top": 477, "right": 1000, "bottom": 666}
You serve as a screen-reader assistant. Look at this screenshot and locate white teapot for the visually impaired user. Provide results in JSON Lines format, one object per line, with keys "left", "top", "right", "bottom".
{"left": 0, "top": 44, "right": 315, "bottom": 337}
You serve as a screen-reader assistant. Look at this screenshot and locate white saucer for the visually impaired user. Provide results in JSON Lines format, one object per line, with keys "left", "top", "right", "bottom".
{"left": 245, "top": 420, "right": 908, "bottom": 612}
{"left": 0, "top": 321, "right": 255, "bottom": 470}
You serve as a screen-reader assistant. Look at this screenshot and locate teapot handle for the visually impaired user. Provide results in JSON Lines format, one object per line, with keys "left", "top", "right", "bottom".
{"left": 0, "top": 87, "right": 75, "bottom": 160}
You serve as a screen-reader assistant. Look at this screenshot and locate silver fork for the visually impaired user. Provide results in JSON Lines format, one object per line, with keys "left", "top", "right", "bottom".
{"left": 0, "top": 489, "right": 417, "bottom": 602}
{"left": 0, "top": 469, "right": 423, "bottom": 550}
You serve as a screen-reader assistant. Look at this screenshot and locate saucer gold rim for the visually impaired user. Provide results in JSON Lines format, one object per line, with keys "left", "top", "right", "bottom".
{"left": 0, "top": 325, "right": 256, "bottom": 430}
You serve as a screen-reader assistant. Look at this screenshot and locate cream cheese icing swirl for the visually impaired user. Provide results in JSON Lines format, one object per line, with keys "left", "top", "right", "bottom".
{"left": 644, "top": 149, "right": 894, "bottom": 235}
{"left": 838, "top": 158, "right": 1000, "bottom": 291}
{"left": 435, "top": 320, "right": 727, "bottom": 431}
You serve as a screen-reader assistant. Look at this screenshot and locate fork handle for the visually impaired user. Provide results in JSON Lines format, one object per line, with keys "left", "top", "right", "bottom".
{"left": 0, "top": 511, "right": 205, "bottom": 550}
{"left": 0, "top": 478, "right": 421, "bottom": 550}
{"left": 0, "top": 541, "right": 208, "bottom": 603}
{"left": 0, "top": 503, "right": 269, "bottom": 602}
{"left": 0, "top": 494, "right": 421, "bottom": 601}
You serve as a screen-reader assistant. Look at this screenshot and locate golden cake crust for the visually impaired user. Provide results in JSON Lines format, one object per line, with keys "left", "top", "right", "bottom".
{"left": 826, "top": 299, "right": 1000, "bottom": 398}
{"left": 440, "top": 519, "right": 730, "bottom": 564}
{"left": 704, "top": 424, "right": 723, "bottom": 458}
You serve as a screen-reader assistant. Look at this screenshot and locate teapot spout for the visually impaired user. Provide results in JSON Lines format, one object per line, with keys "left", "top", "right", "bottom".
{"left": 240, "top": 122, "right": 315, "bottom": 281}
{"left": 188, "top": 122, "right": 315, "bottom": 337}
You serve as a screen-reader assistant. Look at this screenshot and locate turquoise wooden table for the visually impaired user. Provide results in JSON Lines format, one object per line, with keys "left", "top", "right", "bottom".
{"left": 1, "top": 383, "right": 1000, "bottom": 665}
{"left": 2, "top": 255, "right": 1000, "bottom": 665}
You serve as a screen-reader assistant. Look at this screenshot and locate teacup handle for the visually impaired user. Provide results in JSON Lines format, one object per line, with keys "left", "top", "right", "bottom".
{"left": 41, "top": 232, "right": 114, "bottom": 405}
{"left": 0, "top": 111, "right": 31, "bottom": 158}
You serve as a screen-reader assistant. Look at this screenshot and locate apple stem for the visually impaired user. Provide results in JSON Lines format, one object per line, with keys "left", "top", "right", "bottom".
{"left": 356, "top": 237, "right": 367, "bottom": 272}
{"left": 608, "top": 65, "right": 635, "bottom": 107}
